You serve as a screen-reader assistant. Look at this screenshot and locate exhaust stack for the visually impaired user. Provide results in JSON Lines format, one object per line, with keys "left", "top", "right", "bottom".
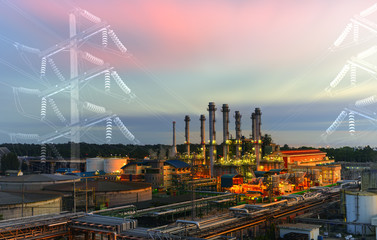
{"left": 172, "top": 121, "right": 177, "bottom": 157}
{"left": 221, "top": 104, "right": 230, "bottom": 162}
{"left": 200, "top": 114, "right": 206, "bottom": 161}
{"left": 184, "top": 115, "right": 191, "bottom": 157}
{"left": 208, "top": 102, "right": 217, "bottom": 178}
{"left": 234, "top": 111, "right": 242, "bottom": 159}
{"left": 251, "top": 108, "right": 262, "bottom": 170}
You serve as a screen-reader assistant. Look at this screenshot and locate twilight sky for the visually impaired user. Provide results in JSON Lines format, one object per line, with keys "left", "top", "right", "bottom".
{"left": 1, "top": 0, "right": 377, "bottom": 147}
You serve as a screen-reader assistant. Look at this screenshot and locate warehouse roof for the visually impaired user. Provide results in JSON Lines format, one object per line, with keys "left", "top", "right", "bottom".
{"left": 221, "top": 174, "right": 242, "bottom": 179}
{"left": 280, "top": 150, "right": 325, "bottom": 156}
{"left": 0, "top": 174, "right": 79, "bottom": 183}
{"left": 165, "top": 160, "right": 190, "bottom": 168}
{"left": 121, "top": 161, "right": 149, "bottom": 169}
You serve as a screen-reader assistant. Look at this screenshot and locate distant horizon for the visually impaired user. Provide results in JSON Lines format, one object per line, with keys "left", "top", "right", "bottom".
{"left": 2, "top": 141, "right": 376, "bottom": 150}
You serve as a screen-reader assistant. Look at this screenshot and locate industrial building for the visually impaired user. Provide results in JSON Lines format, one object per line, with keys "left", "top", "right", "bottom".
{"left": 170, "top": 102, "right": 342, "bottom": 198}
{"left": 279, "top": 223, "right": 321, "bottom": 240}
{"left": 121, "top": 159, "right": 191, "bottom": 191}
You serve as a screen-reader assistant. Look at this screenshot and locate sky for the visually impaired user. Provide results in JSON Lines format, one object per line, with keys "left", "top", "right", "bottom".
{"left": 1, "top": 0, "right": 377, "bottom": 148}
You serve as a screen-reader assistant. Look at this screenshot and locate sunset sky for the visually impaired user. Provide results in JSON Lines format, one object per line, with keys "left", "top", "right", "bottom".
{"left": 1, "top": 0, "right": 377, "bottom": 147}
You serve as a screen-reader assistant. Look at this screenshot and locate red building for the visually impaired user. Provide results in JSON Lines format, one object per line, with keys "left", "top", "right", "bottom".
{"left": 280, "top": 150, "right": 328, "bottom": 169}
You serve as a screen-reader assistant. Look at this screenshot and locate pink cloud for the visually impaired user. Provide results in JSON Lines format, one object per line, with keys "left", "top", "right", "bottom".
{"left": 13, "top": 0, "right": 377, "bottom": 70}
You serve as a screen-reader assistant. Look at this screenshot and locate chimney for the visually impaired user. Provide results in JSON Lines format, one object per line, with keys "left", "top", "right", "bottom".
{"left": 184, "top": 115, "right": 191, "bottom": 157}
{"left": 221, "top": 104, "right": 230, "bottom": 162}
{"left": 251, "top": 108, "right": 262, "bottom": 170}
{"left": 172, "top": 121, "right": 177, "bottom": 156}
{"left": 207, "top": 102, "right": 217, "bottom": 178}
{"left": 234, "top": 111, "right": 242, "bottom": 159}
{"left": 200, "top": 114, "right": 206, "bottom": 161}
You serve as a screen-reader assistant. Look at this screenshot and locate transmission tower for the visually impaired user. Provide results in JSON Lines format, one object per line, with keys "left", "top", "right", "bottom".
{"left": 323, "top": 4, "right": 377, "bottom": 142}
{"left": 12, "top": 8, "right": 139, "bottom": 162}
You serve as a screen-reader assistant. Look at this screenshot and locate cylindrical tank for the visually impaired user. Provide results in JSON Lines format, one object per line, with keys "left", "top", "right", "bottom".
{"left": 345, "top": 191, "right": 377, "bottom": 234}
{"left": 104, "top": 158, "right": 128, "bottom": 173}
{"left": 86, "top": 157, "right": 104, "bottom": 172}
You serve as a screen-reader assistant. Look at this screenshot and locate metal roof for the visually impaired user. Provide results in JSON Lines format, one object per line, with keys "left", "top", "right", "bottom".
{"left": 280, "top": 150, "right": 325, "bottom": 156}
{"left": 254, "top": 171, "right": 266, "bottom": 178}
{"left": 121, "top": 161, "right": 148, "bottom": 169}
{"left": 221, "top": 174, "right": 242, "bottom": 179}
{"left": 165, "top": 160, "right": 190, "bottom": 169}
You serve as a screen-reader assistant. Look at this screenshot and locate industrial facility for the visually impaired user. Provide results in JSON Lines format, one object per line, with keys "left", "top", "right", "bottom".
{"left": 164, "top": 102, "right": 342, "bottom": 199}
{"left": 3, "top": 102, "right": 377, "bottom": 240}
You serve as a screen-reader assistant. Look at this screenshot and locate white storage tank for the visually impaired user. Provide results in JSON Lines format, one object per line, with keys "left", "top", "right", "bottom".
{"left": 104, "top": 158, "right": 128, "bottom": 173}
{"left": 86, "top": 158, "right": 105, "bottom": 172}
{"left": 345, "top": 191, "right": 377, "bottom": 234}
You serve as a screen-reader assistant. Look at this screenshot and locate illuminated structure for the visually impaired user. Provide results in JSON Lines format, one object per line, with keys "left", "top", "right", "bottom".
{"left": 173, "top": 104, "right": 342, "bottom": 197}
{"left": 280, "top": 150, "right": 328, "bottom": 169}
{"left": 252, "top": 108, "right": 262, "bottom": 170}
{"left": 184, "top": 115, "right": 191, "bottom": 157}
{"left": 208, "top": 102, "right": 217, "bottom": 178}
{"left": 221, "top": 104, "right": 230, "bottom": 162}
{"left": 172, "top": 121, "right": 177, "bottom": 157}
{"left": 234, "top": 111, "right": 242, "bottom": 159}
{"left": 121, "top": 159, "right": 190, "bottom": 191}
{"left": 200, "top": 114, "right": 206, "bottom": 161}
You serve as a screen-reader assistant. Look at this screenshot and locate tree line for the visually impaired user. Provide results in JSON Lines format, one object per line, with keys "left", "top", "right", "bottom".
{"left": 2, "top": 143, "right": 377, "bottom": 163}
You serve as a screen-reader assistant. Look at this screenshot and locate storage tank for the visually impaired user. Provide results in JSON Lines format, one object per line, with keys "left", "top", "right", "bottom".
{"left": 104, "top": 158, "right": 128, "bottom": 173}
{"left": 86, "top": 158, "right": 105, "bottom": 172}
{"left": 345, "top": 191, "right": 377, "bottom": 234}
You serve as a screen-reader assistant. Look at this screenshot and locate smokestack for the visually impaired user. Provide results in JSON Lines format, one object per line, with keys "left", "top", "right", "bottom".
{"left": 184, "top": 115, "right": 191, "bottom": 156}
{"left": 200, "top": 114, "right": 206, "bottom": 161}
{"left": 208, "top": 102, "right": 217, "bottom": 178}
{"left": 251, "top": 108, "right": 262, "bottom": 170}
{"left": 172, "top": 121, "right": 177, "bottom": 156}
{"left": 221, "top": 104, "right": 230, "bottom": 162}
{"left": 234, "top": 111, "right": 242, "bottom": 159}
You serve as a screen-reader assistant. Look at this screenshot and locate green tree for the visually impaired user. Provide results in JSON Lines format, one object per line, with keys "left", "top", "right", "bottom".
{"left": 1, "top": 153, "right": 19, "bottom": 173}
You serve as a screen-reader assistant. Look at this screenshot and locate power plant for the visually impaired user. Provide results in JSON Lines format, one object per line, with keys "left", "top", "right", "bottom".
{"left": 168, "top": 102, "right": 341, "bottom": 197}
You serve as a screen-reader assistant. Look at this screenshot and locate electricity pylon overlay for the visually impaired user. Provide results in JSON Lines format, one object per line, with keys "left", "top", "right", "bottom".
{"left": 323, "top": 3, "right": 377, "bottom": 143}
{"left": 11, "top": 8, "right": 139, "bottom": 161}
